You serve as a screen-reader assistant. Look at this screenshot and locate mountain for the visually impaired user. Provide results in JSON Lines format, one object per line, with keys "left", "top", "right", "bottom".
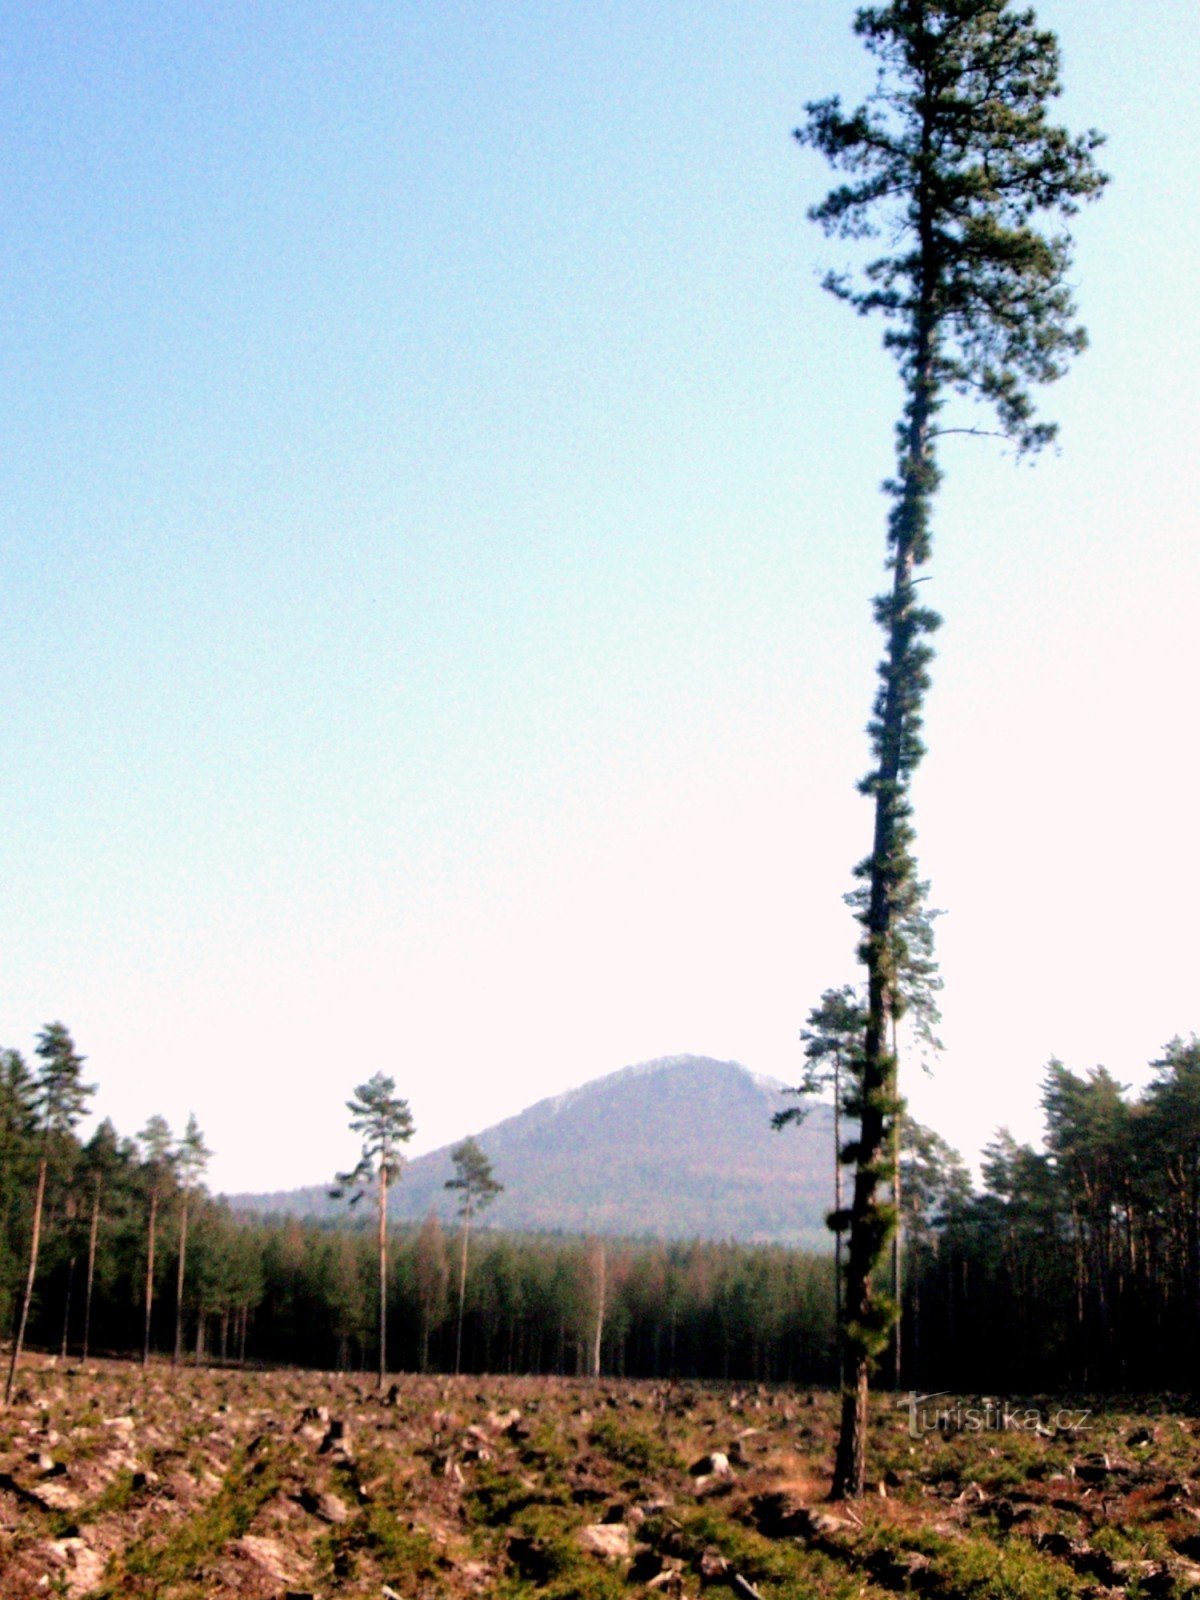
{"left": 228, "top": 1055, "right": 837, "bottom": 1248}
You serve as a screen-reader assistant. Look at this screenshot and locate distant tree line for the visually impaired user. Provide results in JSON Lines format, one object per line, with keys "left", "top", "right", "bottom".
{"left": 904, "top": 1036, "right": 1200, "bottom": 1394}
{"left": 3, "top": 1022, "right": 1197, "bottom": 1395}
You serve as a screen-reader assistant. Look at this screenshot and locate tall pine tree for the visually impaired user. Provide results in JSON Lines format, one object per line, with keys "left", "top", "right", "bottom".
{"left": 797, "top": 0, "right": 1105, "bottom": 1496}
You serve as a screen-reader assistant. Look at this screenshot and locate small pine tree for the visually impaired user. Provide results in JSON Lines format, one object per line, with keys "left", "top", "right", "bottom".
{"left": 172, "top": 1114, "right": 212, "bottom": 1366}
{"left": 139, "top": 1114, "right": 175, "bottom": 1366}
{"left": 775, "top": 985, "right": 867, "bottom": 1371}
{"left": 445, "top": 1137, "right": 502, "bottom": 1375}
{"left": 332, "top": 1073, "right": 414, "bottom": 1389}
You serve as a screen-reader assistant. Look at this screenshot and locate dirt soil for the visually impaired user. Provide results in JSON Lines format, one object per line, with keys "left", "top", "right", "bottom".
{"left": 2, "top": 1353, "right": 1200, "bottom": 1599}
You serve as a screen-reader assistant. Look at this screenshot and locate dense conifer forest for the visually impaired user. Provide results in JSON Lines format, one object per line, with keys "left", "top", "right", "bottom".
{"left": 2, "top": 1024, "right": 1198, "bottom": 1392}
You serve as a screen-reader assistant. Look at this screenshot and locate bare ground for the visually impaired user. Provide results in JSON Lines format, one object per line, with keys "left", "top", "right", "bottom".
{"left": 2, "top": 1353, "right": 1199, "bottom": 1599}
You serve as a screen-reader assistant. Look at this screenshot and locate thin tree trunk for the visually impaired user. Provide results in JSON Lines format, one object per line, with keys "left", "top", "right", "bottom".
{"left": 82, "top": 1184, "right": 101, "bottom": 1362}
{"left": 889, "top": 1034, "right": 902, "bottom": 1392}
{"left": 833, "top": 1055, "right": 843, "bottom": 1381}
{"left": 4, "top": 1155, "right": 48, "bottom": 1407}
{"left": 58, "top": 1189, "right": 78, "bottom": 1359}
{"left": 60, "top": 1255, "right": 76, "bottom": 1359}
{"left": 591, "top": 1241, "right": 606, "bottom": 1378}
{"left": 377, "top": 1165, "right": 388, "bottom": 1390}
{"left": 143, "top": 1187, "right": 158, "bottom": 1367}
{"left": 173, "top": 1196, "right": 189, "bottom": 1366}
{"left": 455, "top": 1206, "right": 472, "bottom": 1377}
{"left": 910, "top": 1244, "right": 921, "bottom": 1385}
{"left": 891, "top": 1125, "right": 902, "bottom": 1388}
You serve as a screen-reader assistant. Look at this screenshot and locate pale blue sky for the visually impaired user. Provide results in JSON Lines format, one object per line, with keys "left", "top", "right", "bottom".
{"left": 3, "top": 2, "right": 1197, "bottom": 1193}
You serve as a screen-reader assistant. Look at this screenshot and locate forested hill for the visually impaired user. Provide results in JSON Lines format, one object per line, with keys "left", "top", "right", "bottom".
{"left": 229, "top": 1055, "right": 835, "bottom": 1248}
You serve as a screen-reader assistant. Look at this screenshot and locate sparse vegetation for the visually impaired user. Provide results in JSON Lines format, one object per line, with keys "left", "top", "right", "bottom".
{"left": 3, "top": 1354, "right": 1200, "bottom": 1599}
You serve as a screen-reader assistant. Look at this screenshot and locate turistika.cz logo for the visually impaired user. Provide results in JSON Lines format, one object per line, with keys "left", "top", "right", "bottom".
{"left": 902, "top": 1392, "right": 1092, "bottom": 1439}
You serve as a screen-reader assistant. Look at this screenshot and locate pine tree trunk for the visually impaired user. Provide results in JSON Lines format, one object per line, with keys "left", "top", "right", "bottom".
{"left": 60, "top": 1255, "right": 76, "bottom": 1359}
{"left": 4, "top": 1155, "right": 48, "bottom": 1407}
{"left": 143, "top": 1187, "right": 158, "bottom": 1367}
{"left": 591, "top": 1242, "right": 606, "bottom": 1378}
{"left": 455, "top": 1208, "right": 471, "bottom": 1377}
{"left": 891, "top": 1115, "right": 902, "bottom": 1388}
{"left": 173, "top": 1196, "right": 189, "bottom": 1366}
{"left": 82, "top": 1185, "right": 101, "bottom": 1362}
{"left": 833, "top": 1361, "right": 869, "bottom": 1500}
{"left": 833, "top": 307, "right": 937, "bottom": 1497}
{"left": 377, "top": 1165, "right": 388, "bottom": 1390}
{"left": 833, "top": 1055, "right": 843, "bottom": 1382}
{"left": 910, "top": 1250, "right": 921, "bottom": 1384}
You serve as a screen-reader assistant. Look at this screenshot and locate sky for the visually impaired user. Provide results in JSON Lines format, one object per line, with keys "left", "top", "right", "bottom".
{"left": 3, "top": 2, "right": 1197, "bottom": 1197}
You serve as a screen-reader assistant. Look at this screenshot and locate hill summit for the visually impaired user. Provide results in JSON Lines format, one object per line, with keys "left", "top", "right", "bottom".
{"left": 233, "top": 1055, "right": 835, "bottom": 1247}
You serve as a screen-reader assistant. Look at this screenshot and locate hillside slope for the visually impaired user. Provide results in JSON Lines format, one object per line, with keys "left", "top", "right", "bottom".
{"left": 230, "top": 1055, "right": 836, "bottom": 1248}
